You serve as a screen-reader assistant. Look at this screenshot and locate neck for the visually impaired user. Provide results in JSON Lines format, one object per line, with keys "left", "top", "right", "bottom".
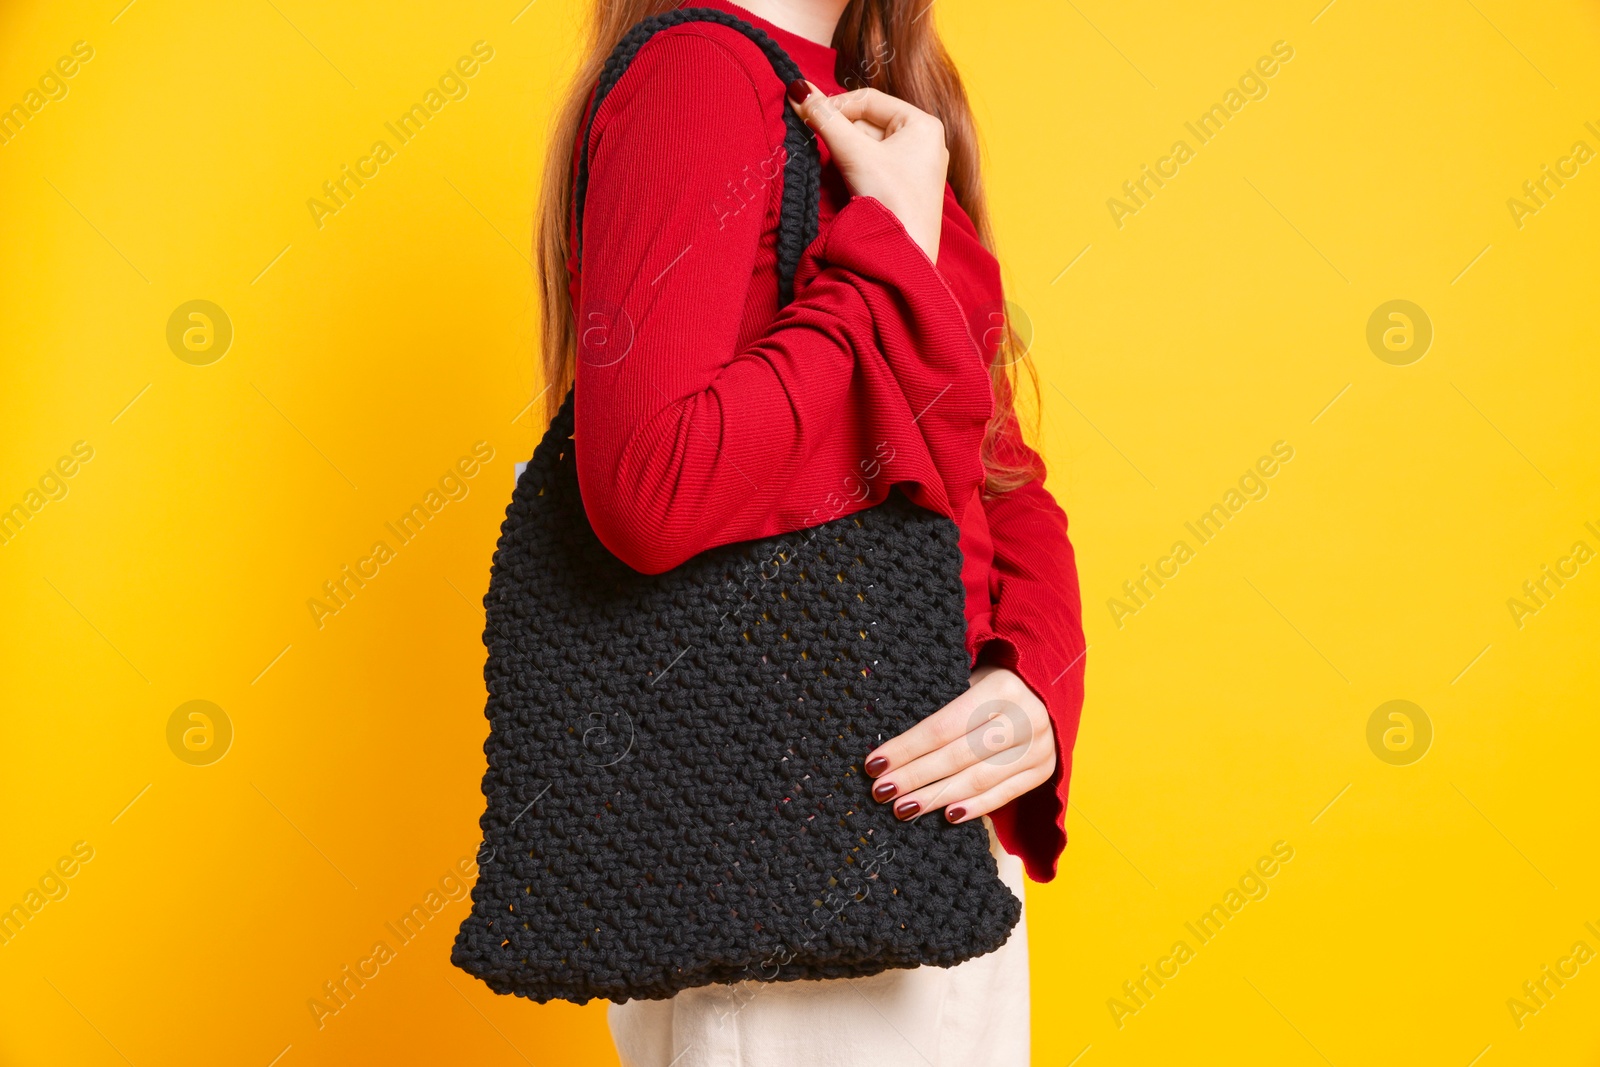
{"left": 733, "top": 0, "right": 849, "bottom": 47}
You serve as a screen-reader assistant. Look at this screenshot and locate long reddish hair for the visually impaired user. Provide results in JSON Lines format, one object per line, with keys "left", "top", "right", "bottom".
{"left": 536, "top": 0, "right": 1042, "bottom": 494}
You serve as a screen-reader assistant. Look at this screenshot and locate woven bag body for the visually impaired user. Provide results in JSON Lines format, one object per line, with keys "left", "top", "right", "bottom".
{"left": 451, "top": 8, "right": 1021, "bottom": 1005}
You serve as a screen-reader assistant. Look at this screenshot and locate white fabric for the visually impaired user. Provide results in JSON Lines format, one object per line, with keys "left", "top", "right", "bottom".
{"left": 607, "top": 816, "right": 1030, "bottom": 1067}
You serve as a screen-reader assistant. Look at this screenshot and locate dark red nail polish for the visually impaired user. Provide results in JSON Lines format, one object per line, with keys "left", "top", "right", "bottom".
{"left": 872, "top": 780, "right": 897, "bottom": 802}
{"left": 894, "top": 799, "right": 920, "bottom": 820}
{"left": 786, "top": 78, "right": 810, "bottom": 105}
{"left": 865, "top": 756, "right": 888, "bottom": 776}
{"left": 946, "top": 806, "right": 966, "bottom": 823}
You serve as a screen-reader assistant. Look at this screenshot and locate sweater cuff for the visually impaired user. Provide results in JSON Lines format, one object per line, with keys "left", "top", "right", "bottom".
{"left": 805, "top": 195, "right": 994, "bottom": 524}
{"left": 972, "top": 634, "right": 1078, "bottom": 883}
{"left": 820, "top": 194, "right": 941, "bottom": 275}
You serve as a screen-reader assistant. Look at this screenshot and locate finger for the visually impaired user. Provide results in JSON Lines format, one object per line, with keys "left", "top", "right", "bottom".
{"left": 829, "top": 86, "right": 925, "bottom": 135}
{"left": 787, "top": 79, "right": 875, "bottom": 154}
{"left": 824, "top": 88, "right": 889, "bottom": 141}
{"left": 936, "top": 759, "right": 1057, "bottom": 825}
{"left": 871, "top": 705, "right": 1037, "bottom": 802}
{"left": 882, "top": 733, "right": 1045, "bottom": 817}
{"left": 851, "top": 116, "right": 886, "bottom": 142}
{"left": 864, "top": 684, "right": 995, "bottom": 776}
{"left": 865, "top": 668, "right": 1037, "bottom": 779}
{"left": 888, "top": 750, "right": 1051, "bottom": 824}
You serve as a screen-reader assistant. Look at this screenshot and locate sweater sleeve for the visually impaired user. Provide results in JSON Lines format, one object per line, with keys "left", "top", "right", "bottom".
{"left": 572, "top": 28, "right": 993, "bottom": 575}
{"left": 972, "top": 399, "right": 1087, "bottom": 884}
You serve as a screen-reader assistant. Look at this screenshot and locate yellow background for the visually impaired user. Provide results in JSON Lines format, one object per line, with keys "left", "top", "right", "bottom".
{"left": 2, "top": 0, "right": 1597, "bottom": 1063}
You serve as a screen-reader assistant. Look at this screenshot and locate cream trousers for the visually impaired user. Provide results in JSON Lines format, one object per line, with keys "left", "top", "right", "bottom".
{"left": 607, "top": 816, "right": 1030, "bottom": 1067}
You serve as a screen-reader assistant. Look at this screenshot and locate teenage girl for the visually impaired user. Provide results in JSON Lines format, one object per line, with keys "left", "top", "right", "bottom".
{"left": 535, "top": 1, "right": 1087, "bottom": 1062}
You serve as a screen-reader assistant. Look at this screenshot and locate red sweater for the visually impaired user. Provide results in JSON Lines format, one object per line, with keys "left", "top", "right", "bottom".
{"left": 567, "top": 0, "right": 1085, "bottom": 883}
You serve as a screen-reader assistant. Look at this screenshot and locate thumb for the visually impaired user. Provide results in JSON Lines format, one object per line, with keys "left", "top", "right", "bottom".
{"left": 786, "top": 79, "right": 873, "bottom": 162}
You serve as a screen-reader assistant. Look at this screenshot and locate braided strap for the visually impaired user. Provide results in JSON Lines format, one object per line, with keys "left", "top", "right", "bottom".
{"left": 572, "top": 7, "right": 821, "bottom": 304}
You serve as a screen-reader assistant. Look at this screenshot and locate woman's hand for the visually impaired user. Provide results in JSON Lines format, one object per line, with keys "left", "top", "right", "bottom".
{"left": 863, "top": 663, "right": 1056, "bottom": 825}
{"left": 787, "top": 81, "right": 950, "bottom": 263}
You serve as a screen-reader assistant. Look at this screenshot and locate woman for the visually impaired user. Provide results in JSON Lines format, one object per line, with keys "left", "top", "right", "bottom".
{"left": 537, "top": 0, "right": 1087, "bottom": 1061}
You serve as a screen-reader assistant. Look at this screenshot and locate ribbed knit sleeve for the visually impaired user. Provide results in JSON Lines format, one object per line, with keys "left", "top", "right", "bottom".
{"left": 971, "top": 401, "right": 1087, "bottom": 884}
{"left": 571, "top": 27, "right": 993, "bottom": 575}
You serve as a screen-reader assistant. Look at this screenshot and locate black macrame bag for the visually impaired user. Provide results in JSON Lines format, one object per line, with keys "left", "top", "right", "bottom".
{"left": 452, "top": 8, "right": 1021, "bottom": 1005}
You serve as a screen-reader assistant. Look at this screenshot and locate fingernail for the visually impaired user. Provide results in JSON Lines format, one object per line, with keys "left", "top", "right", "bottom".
{"left": 786, "top": 78, "right": 810, "bottom": 105}
{"left": 946, "top": 806, "right": 966, "bottom": 823}
{"left": 894, "top": 799, "right": 920, "bottom": 820}
{"left": 872, "top": 780, "right": 897, "bottom": 802}
{"left": 864, "top": 756, "right": 888, "bottom": 776}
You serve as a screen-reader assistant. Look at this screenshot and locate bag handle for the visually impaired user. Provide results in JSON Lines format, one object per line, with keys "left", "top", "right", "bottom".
{"left": 572, "top": 7, "right": 822, "bottom": 305}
